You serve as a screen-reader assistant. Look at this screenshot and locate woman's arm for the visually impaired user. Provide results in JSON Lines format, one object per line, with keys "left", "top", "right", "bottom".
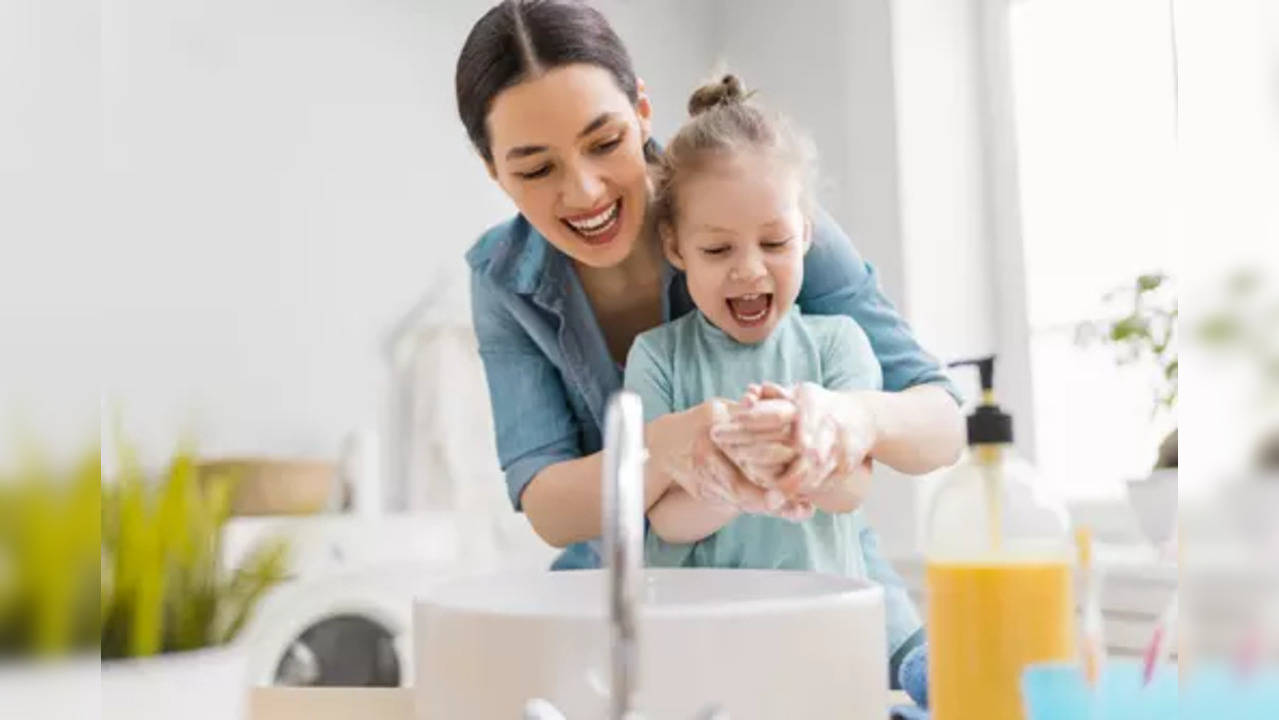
{"left": 520, "top": 444, "right": 664, "bottom": 548}
{"left": 647, "top": 487, "right": 739, "bottom": 544}
{"left": 729, "top": 383, "right": 962, "bottom": 495}
{"left": 817, "top": 316, "right": 964, "bottom": 474}
{"left": 859, "top": 384, "right": 965, "bottom": 473}
{"left": 522, "top": 404, "right": 767, "bottom": 547}
{"left": 792, "top": 210, "right": 966, "bottom": 475}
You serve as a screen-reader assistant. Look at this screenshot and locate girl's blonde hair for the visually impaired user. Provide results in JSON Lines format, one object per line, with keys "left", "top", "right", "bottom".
{"left": 652, "top": 74, "right": 817, "bottom": 230}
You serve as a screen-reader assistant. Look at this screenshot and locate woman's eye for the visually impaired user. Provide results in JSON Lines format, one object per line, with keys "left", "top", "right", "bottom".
{"left": 700, "top": 245, "right": 730, "bottom": 257}
{"left": 591, "top": 136, "right": 623, "bottom": 154}
{"left": 516, "top": 164, "right": 553, "bottom": 180}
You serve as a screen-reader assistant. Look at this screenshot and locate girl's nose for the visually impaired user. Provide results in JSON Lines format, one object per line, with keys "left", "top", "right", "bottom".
{"left": 729, "top": 251, "right": 767, "bottom": 283}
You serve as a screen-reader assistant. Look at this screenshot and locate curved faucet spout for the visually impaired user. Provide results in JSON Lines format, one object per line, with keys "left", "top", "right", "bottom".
{"left": 603, "top": 391, "right": 645, "bottom": 720}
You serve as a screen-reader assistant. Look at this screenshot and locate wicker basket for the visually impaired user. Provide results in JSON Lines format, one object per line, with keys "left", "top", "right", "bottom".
{"left": 198, "top": 458, "right": 337, "bottom": 516}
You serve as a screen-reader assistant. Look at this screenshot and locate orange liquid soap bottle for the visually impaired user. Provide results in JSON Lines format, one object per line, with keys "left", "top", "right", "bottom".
{"left": 925, "top": 356, "right": 1076, "bottom": 720}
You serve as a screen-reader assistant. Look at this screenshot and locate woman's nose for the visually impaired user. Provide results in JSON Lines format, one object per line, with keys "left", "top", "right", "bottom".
{"left": 560, "top": 161, "right": 607, "bottom": 208}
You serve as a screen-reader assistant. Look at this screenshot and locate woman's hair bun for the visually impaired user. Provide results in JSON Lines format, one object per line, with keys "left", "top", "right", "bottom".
{"left": 687, "top": 74, "right": 747, "bottom": 117}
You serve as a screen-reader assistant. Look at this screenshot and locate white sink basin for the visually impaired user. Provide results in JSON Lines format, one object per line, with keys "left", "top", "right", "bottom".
{"left": 413, "top": 568, "right": 886, "bottom": 719}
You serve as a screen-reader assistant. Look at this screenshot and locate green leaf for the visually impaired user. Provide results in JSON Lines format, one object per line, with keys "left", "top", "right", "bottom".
{"left": 1197, "top": 314, "right": 1240, "bottom": 344}
{"left": 1109, "top": 315, "right": 1149, "bottom": 342}
{"left": 1137, "top": 273, "right": 1166, "bottom": 292}
{"left": 217, "top": 539, "right": 290, "bottom": 644}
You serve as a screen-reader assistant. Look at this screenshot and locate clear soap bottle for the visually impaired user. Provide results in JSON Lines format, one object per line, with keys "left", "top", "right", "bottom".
{"left": 925, "top": 356, "right": 1075, "bottom": 720}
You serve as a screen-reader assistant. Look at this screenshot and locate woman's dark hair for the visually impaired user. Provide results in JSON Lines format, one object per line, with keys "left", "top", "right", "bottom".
{"left": 455, "top": 0, "right": 658, "bottom": 163}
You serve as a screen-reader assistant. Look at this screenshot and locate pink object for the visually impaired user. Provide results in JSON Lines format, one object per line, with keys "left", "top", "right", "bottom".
{"left": 1141, "top": 595, "right": 1179, "bottom": 685}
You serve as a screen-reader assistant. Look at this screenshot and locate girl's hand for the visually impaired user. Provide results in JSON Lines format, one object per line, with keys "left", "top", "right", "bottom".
{"left": 708, "top": 389, "right": 798, "bottom": 509}
{"left": 646, "top": 399, "right": 769, "bottom": 513}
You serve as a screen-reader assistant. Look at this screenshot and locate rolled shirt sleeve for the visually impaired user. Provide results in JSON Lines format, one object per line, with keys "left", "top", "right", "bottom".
{"left": 470, "top": 271, "right": 582, "bottom": 510}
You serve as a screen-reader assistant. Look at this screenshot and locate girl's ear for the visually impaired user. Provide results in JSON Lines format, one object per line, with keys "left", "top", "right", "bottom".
{"left": 801, "top": 216, "right": 814, "bottom": 253}
{"left": 661, "top": 222, "right": 686, "bottom": 271}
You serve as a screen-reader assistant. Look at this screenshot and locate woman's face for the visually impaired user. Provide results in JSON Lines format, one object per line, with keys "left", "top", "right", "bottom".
{"left": 485, "top": 64, "right": 653, "bottom": 269}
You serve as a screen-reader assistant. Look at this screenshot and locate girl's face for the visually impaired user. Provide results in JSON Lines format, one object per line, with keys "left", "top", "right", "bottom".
{"left": 663, "top": 153, "right": 811, "bottom": 345}
{"left": 485, "top": 64, "right": 653, "bottom": 269}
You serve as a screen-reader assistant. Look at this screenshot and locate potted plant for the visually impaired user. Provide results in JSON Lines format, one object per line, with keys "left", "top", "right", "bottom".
{"left": 1076, "top": 272, "right": 1177, "bottom": 546}
{"left": 0, "top": 443, "right": 287, "bottom": 720}
{"left": 0, "top": 450, "right": 102, "bottom": 719}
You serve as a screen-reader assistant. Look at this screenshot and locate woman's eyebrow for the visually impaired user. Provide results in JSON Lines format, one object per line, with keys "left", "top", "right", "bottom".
{"left": 503, "top": 113, "right": 618, "bottom": 161}
{"left": 578, "top": 112, "right": 616, "bottom": 138}
{"left": 506, "top": 144, "right": 548, "bottom": 160}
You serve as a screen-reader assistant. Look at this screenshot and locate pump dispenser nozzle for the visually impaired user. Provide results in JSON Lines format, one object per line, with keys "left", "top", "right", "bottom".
{"left": 950, "top": 356, "right": 995, "bottom": 397}
{"left": 948, "top": 356, "right": 1014, "bottom": 445}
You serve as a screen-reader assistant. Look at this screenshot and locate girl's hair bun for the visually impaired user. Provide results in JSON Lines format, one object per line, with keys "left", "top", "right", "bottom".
{"left": 687, "top": 74, "right": 747, "bottom": 117}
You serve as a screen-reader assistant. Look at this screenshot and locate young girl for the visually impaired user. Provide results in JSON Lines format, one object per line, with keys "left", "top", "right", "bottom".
{"left": 623, "top": 75, "right": 927, "bottom": 700}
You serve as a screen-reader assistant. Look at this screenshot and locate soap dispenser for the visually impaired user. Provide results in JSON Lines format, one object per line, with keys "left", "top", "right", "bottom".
{"left": 925, "top": 356, "right": 1075, "bottom": 720}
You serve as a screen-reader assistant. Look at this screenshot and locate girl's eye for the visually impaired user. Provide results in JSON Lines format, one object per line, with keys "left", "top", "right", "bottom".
{"left": 700, "top": 245, "right": 731, "bottom": 257}
{"left": 516, "top": 164, "right": 553, "bottom": 180}
{"left": 761, "top": 237, "right": 793, "bottom": 250}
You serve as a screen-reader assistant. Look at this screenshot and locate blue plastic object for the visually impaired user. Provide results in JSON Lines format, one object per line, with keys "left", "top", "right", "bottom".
{"left": 1022, "top": 659, "right": 1279, "bottom": 719}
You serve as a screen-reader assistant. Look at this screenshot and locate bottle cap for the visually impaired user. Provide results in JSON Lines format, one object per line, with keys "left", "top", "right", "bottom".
{"left": 948, "top": 356, "right": 1014, "bottom": 445}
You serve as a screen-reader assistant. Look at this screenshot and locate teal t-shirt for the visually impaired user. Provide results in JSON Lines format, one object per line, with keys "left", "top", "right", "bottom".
{"left": 623, "top": 306, "right": 921, "bottom": 658}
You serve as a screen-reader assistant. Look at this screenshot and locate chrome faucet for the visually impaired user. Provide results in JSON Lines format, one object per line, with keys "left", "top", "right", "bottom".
{"left": 602, "top": 391, "right": 646, "bottom": 720}
{"left": 524, "top": 392, "right": 727, "bottom": 720}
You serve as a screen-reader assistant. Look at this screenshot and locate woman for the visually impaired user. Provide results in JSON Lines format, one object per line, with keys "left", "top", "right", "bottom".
{"left": 456, "top": 0, "right": 963, "bottom": 571}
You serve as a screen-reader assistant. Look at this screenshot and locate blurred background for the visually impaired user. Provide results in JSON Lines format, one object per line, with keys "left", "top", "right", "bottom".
{"left": 1, "top": 0, "right": 1277, "bottom": 716}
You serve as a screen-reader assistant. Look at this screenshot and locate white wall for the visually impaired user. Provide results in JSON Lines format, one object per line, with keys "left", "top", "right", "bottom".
{"left": 1, "top": 0, "right": 106, "bottom": 461}
{"left": 711, "top": 0, "right": 908, "bottom": 307}
{"left": 0, "top": 0, "right": 719, "bottom": 466}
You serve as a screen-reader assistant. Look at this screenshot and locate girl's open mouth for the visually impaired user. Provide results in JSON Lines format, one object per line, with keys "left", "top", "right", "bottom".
{"left": 561, "top": 199, "right": 622, "bottom": 246}
{"left": 727, "top": 293, "right": 772, "bottom": 326}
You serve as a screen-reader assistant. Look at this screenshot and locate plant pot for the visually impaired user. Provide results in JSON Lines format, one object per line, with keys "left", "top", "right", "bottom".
{"left": 102, "top": 643, "right": 249, "bottom": 720}
{"left": 0, "top": 655, "right": 99, "bottom": 719}
{"left": 1126, "top": 468, "right": 1178, "bottom": 547}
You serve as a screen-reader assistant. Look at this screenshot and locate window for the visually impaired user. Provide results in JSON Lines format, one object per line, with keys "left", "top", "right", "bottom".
{"left": 1006, "top": 0, "right": 1178, "bottom": 489}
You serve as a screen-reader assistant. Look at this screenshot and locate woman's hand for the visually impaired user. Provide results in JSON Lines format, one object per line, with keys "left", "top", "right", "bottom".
{"left": 645, "top": 400, "right": 770, "bottom": 513}
{"left": 779, "top": 382, "right": 878, "bottom": 497}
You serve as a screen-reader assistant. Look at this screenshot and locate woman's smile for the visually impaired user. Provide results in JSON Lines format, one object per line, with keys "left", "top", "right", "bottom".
{"left": 561, "top": 198, "right": 623, "bottom": 245}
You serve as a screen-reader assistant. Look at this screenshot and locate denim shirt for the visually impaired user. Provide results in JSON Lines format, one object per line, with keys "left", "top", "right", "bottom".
{"left": 466, "top": 208, "right": 958, "bottom": 571}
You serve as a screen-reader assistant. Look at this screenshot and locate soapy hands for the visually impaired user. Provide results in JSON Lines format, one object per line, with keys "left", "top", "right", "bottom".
{"left": 645, "top": 385, "right": 875, "bottom": 544}
{"left": 650, "top": 399, "right": 770, "bottom": 514}
{"left": 710, "top": 382, "right": 877, "bottom": 519}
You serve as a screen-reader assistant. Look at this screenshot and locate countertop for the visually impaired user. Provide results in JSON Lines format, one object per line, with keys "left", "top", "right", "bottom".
{"left": 250, "top": 687, "right": 914, "bottom": 719}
